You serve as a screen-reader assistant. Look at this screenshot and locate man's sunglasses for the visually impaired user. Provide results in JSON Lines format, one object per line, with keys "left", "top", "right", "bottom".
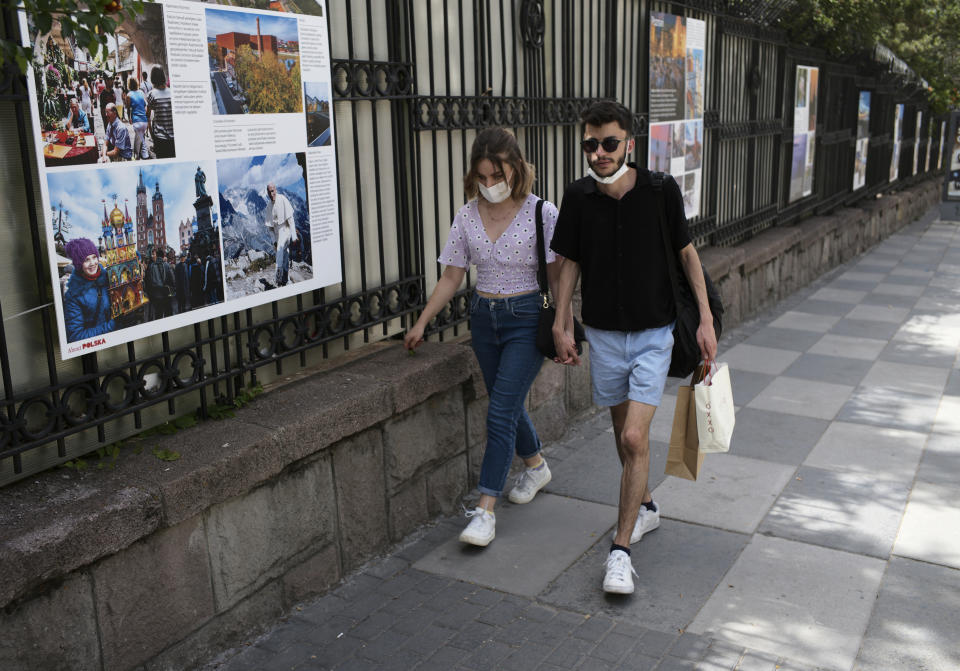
{"left": 581, "top": 136, "right": 627, "bottom": 153}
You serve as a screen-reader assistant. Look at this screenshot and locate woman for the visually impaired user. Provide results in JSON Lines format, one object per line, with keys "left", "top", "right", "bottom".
{"left": 79, "top": 78, "right": 92, "bottom": 118}
{"left": 404, "top": 127, "right": 565, "bottom": 547}
{"left": 113, "top": 78, "right": 125, "bottom": 121}
{"left": 125, "top": 76, "right": 149, "bottom": 160}
{"left": 146, "top": 66, "right": 175, "bottom": 159}
{"left": 63, "top": 238, "right": 115, "bottom": 343}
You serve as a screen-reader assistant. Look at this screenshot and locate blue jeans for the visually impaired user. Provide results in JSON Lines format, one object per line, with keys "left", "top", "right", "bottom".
{"left": 469, "top": 291, "right": 545, "bottom": 497}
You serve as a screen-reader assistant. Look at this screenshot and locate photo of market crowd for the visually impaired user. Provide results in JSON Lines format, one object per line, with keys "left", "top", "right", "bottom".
{"left": 49, "top": 164, "right": 223, "bottom": 344}
{"left": 30, "top": 3, "right": 175, "bottom": 168}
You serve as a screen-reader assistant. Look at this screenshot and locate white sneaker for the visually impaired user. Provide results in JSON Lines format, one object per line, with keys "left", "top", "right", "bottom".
{"left": 612, "top": 502, "right": 661, "bottom": 545}
{"left": 507, "top": 460, "right": 552, "bottom": 504}
{"left": 603, "top": 549, "right": 637, "bottom": 594}
{"left": 459, "top": 507, "right": 495, "bottom": 546}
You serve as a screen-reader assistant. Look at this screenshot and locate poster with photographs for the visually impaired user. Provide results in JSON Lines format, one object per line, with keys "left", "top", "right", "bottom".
{"left": 912, "top": 111, "right": 923, "bottom": 176}
{"left": 890, "top": 104, "right": 905, "bottom": 182}
{"left": 852, "top": 91, "right": 870, "bottom": 191}
{"left": 647, "top": 12, "right": 705, "bottom": 219}
{"left": 947, "top": 114, "right": 960, "bottom": 199}
{"left": 789, "top": 65, "right": 818, "bottom": 203}
{"left": 19, "top": 0, "right": 340, "bottom": 359}
{"left": 938, "top": 121, "right": 946, "bottom": 171}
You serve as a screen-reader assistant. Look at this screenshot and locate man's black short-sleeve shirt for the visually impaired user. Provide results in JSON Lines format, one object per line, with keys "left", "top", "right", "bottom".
{"left": 550, "top": 164, "right": 691, "bottom": 331}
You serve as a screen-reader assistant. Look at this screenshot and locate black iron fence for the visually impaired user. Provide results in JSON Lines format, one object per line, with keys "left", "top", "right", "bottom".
{"left": 0, "top": 0, "right": 944, "bottom": 486}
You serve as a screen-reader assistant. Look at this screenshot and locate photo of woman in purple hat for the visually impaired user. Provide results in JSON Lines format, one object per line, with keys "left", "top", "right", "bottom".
{"left": 62, "top": 238, "right": 116, "bottom": 343}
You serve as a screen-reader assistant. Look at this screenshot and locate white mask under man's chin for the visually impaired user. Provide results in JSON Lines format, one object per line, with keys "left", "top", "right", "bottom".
{"left": 587, "top": 160, "right": 630, "bottom": 184}
{"left": 478, "top": 179, "right": 512, "bottom": 203}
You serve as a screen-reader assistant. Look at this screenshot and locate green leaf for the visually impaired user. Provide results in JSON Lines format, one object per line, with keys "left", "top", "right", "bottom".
{"left": 173, "top": 414, "right": 198, "bottom": 430}
{"left": 152, "top": 448, "right": 181, "bottom": 462}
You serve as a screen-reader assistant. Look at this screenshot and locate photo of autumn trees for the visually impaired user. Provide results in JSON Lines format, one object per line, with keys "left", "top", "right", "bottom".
{"left": 206, "top": 8, "right": 303, "bottom": 115}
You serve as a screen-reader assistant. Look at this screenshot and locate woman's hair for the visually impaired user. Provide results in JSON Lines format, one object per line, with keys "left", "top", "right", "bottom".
{"left": 150, "top": 66, "right": 167, "bottom": 88}
{"left": 463, "top": 127, "right": 535, "bottom": 201}
{"left": 127, "top": 76, "right": 139, "bottom": 91}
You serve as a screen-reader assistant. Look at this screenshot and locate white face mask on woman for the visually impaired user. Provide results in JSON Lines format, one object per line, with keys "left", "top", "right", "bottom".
{"left": 478, "top": 179, "right": 512, "bottom": 203}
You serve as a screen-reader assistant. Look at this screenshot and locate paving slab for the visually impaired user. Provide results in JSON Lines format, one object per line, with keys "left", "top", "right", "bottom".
{"left": 915, "top": 432, "right": 960, "bottom": 486}
{"left": 931, "top": 394, "right": 960, "bottom": 435}
{"left": 889, "top": 267, "right": 934, "bottom": 279}
{"left": 807, "top": 333, "right": 886, "bottom": 361}
{"left": 652, "top": 454, "right": 795, "bottom": 534}
{"left": 856, "top": 557, "right": 960, "bottom": 671}
{"left": 876, "top": 273, "right": 929, "bottom": 286}
{"left": 859, "top": 292, "right": 919, "bottom": 309}
{"left": 893, "top": 481, "right": 960, "bottom": 570}
{"left": 856, "top": 256, "right": 899, "bottom": 269}
{"left": 808, "top": 287, "right": 867, "bottom": 303}
{"left": 767, "top": 311, "right": 840, "bottom": 333}
{"left": 878, "top": 339, "right": 959, "bottom": 368}
{"left": 787, "top": 299, "right": 854, "bottom": 317}
{"left": 724, "top": 407, "right": 827, "bottom": 466}
{"left": 759, "top": 465, "right": 912, "bottom": 558}
{"left": 725, "top": 370, "right": 775, "bottom": 407}
{"left": 826, "top": 278, "right": 881, "bottom": 292}
{"left": 803, "top": 421, "right": 926, "bottom": 476}
{"left": 687, "top": 535, "right": 885, "bottom": 671}
{"left": 746, "top": 376, "right": 854, "bottom": 420}
{"left": 828, "top": 317, "right": 901, "bottom": 341}
{"left": 546, "top": 432, "right": 671, "bottom": 507}
{"left": 837, "top": 270, "right": 886, "bottom": 283}
{"left": 721, "top": 344, "right": 801, "bottom": 376}
{"left": 836, "top": 386, "right": 941, "bottom": 433}
{"left": 871, "top": 282, "right": 925, "bottom": 297}
{"left": 413, "top": 493, "right": 617, "bottom": 597}
{"left": 780, "top": 353, "right": 872, "bottom": 387}
{"left": 742, "top": 327, "right": 823, "bottom": 352}
{"left": 844, "top": 304, "right": 911, "bottom": 323}
{"left": 859, "top": 360, "right": 949, "bottom": 397}
{"left": 538, "top": 520, "right": 748, "bottom": 634}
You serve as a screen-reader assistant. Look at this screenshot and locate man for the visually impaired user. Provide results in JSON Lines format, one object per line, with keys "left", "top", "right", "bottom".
{"left": 139, "top": 70, "right": 152, "bottom": 97}
{"left": 174, "top": 254, "right": 190, "bottom": 313}
{"left": 190, "top": 255, "right": 205, "bottom": 308}
{"left": 264, "top": 182, "right": 298, "bottom": 287}
{"left": 65, "top": 98, "right": 91, "bottom": 133}
{"left": 100, "top": 103, "right": 133, "bottom": 162}
{"left": 98, "top": 79, "right": 115, "bottom": 129}
{"left": 203, "top": 255, "right": 220, "bottom": 305}
{"left": 550, "top": 101, "right": 717, "bottom": 595}
{"left": 145, "top": 248, "right": 175, "bottom": 319}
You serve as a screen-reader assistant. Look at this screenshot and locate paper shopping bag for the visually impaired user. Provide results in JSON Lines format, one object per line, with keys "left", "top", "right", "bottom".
{"left": 695, "top": 362, "right": 735, "bottom": 454}
{"left": 665, "top": 365, "right": 708, "bottom": 480}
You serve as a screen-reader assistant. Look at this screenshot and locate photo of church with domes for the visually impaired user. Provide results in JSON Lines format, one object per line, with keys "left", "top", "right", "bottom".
{"left": 46, "top": 161, "right": 224, "bottom": 343}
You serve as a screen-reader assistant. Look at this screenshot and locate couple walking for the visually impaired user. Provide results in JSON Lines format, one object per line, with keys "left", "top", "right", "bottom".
{"left": 404, "top": 101, "right": 718, "bottom": 595}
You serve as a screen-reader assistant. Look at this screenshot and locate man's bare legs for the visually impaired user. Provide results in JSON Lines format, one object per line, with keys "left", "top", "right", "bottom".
{"left": 609, "top": 400, "right": 656, "bottom": 548}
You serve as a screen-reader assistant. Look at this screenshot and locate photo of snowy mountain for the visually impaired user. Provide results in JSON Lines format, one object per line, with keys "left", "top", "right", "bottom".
{"left": 217, "top": 152, "right": 312, "bottom": 299}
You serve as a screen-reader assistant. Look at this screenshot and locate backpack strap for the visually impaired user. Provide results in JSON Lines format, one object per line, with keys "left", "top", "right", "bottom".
{"left": 651, "top": 172, "right": 683, "bottom": 316}
{"left": 534, "top": 198, "right": 550, "bottom": 307}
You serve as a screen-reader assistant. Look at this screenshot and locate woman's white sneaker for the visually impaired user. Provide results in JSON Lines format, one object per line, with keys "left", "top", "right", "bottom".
{"left": 603, "top": 549, "right": 638, "bottom": 594}
{"left": 459, "top": 507, "right": 495, "bottom": 546}
{"left": 507, "top": 460, "right": 552, "bottom": 504}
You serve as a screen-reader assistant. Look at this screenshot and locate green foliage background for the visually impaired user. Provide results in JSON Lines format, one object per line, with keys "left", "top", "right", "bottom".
{"left": 2, "top": 0, "right": 144, "bottom": 76}
{"left": 778, "top": 0, "right": 960, "bottom": 112}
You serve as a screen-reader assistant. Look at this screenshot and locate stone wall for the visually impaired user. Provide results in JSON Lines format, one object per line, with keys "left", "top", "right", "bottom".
{"left": 0, "top": 179, "right": 940, "bottom": 670}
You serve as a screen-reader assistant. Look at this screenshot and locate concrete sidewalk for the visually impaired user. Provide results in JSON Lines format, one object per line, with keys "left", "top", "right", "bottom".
{"left": 204, "top": 208, "right": 960, "bottom": 671}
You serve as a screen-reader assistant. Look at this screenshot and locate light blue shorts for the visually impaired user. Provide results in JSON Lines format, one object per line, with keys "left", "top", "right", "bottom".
{"left": 585, "top": 323, "right": 675, "bottom": 407}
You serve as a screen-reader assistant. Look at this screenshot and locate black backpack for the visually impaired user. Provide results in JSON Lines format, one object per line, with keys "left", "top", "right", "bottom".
{"left": 650, "top": 172, "right": 723, "bottom": 378}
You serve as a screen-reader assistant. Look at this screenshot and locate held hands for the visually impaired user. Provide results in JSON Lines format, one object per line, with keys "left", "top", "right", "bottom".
{"left": 552, "top": 325, "right": 581, "bottom": 366}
